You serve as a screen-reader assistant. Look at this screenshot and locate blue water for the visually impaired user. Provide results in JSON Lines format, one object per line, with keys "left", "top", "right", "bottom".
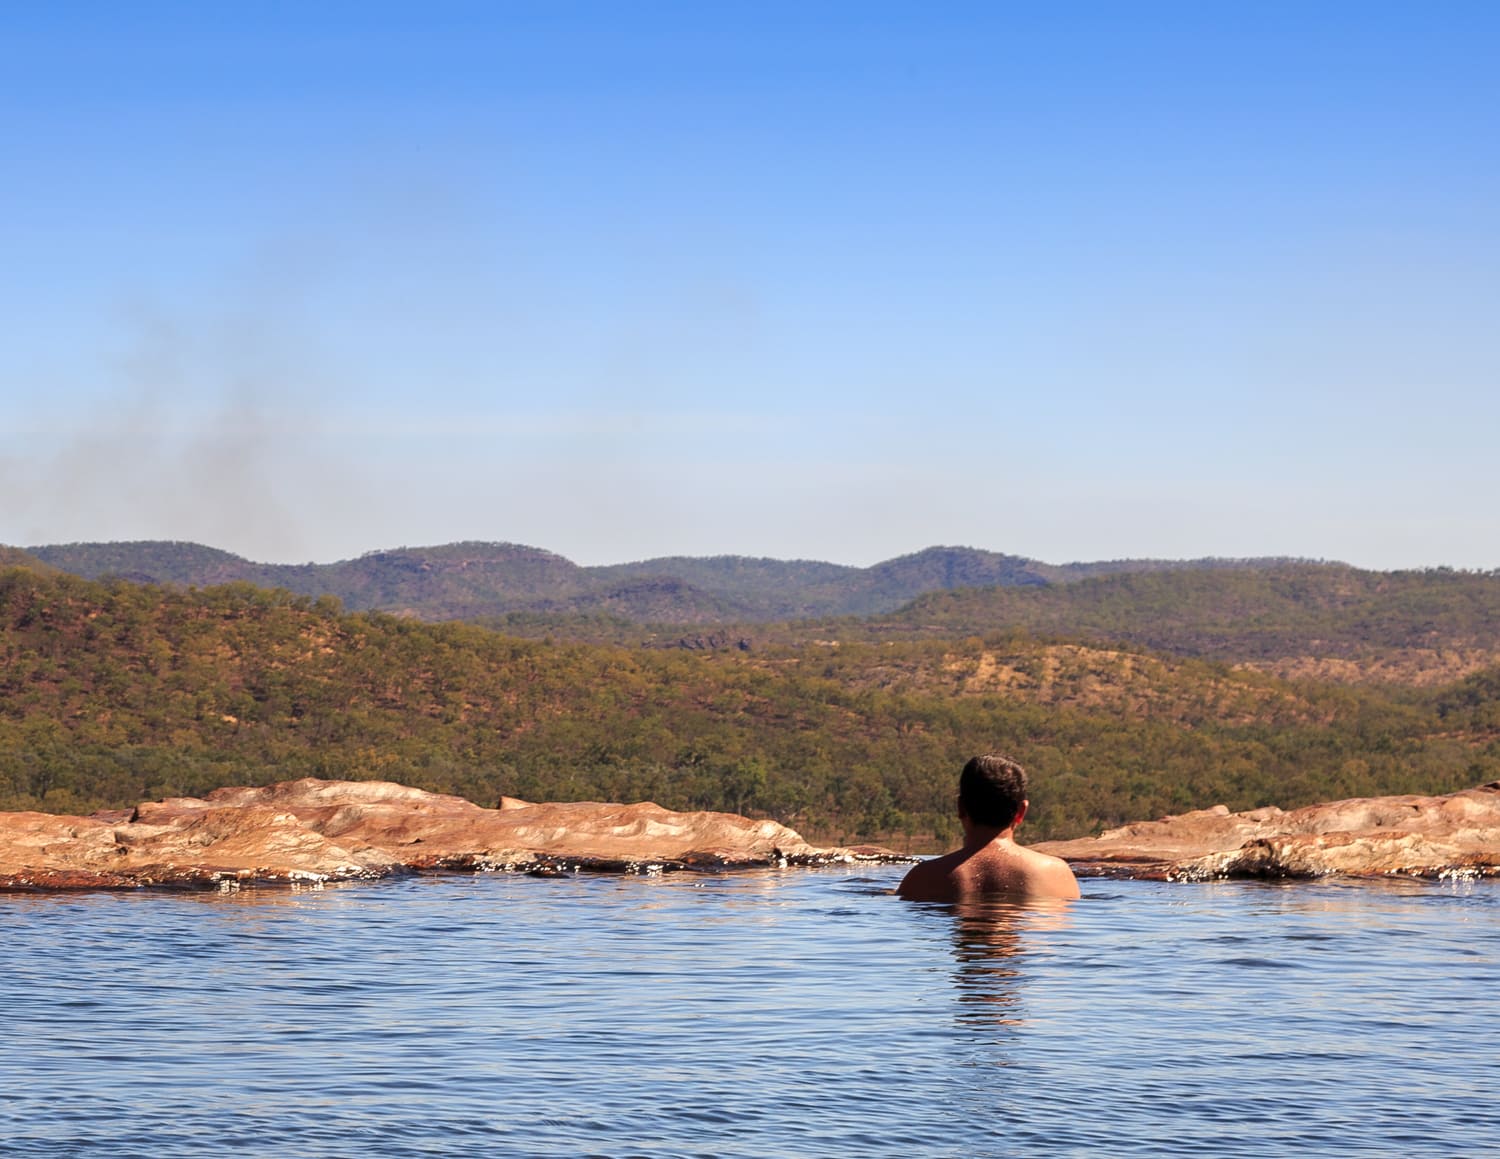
{"left": 4, "top": 868, "right": 1498, "bottom": 1157}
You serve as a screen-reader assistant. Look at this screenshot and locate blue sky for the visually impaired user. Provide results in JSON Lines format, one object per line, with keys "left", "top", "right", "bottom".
{"left": 3, "top": 2, "right": 1496, "bottom": 567}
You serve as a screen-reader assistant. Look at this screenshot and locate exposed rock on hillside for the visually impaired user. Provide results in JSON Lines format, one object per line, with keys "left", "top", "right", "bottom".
{"left": 1033, "top": 783, "right": 1500, "bottom": 880}
{"left": 0, "top": 778, "right": 897, "bottom": 891}
{"left": 663, "top": 631, "right": 753, "bottom": 652}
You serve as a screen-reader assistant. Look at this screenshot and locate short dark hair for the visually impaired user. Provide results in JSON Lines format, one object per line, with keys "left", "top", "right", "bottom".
{"left": 958, "top": 754, "right": 1027, "bottom": 828}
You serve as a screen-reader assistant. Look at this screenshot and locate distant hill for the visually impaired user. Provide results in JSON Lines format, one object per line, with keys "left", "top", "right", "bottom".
{"left": 523, "top": 575, "right": 756, "bottom": 623}
{"left": 0, "top": 547, "right": 61, "bottom": 575}
{"left": 26, "top": 540, "right": 285, "bottom": 586}
{"left": 22, "top": 539, "right": 1498, "bottom": 683}
{"left": 25, "top": 540, "right": 593, "bottom": 618}
{"left": 824, "top": 562, "right": 1500, "bottom": 685}
{"left": 875, "top": 563, "right": 1500, "bottom": 657}
{"left": 588, "top": 555, "right": 863, "bottom": 618}
{"left": 24, "top": 539, "right": 1304, "bottom": 622}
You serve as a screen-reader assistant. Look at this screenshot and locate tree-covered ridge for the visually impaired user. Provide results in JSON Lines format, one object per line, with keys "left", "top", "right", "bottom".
{"left": 27, "top": 540, "right": 289, "bottom": 586}
{"left": 2, "top": 566, "right": 1495, "bottom": 849}
{"left": 0, "top": 547, "right": 60, "bottom": 574}
{"left": 25, "top": 539, "right": 1307, "bottom": 622}
{"left": 481, "top": 564, "right": 1500, "bottom": 687}
{"left": 29, "top": 541, "right": 1495, "bottom": 688}
{"left": 869, "top": 563, "right": 1500, "bottom": 666}
{"left": 588, "top": 554, "right": 863, "bottom": 615}
{"left": 800, "top": 638, "right": 1333, "bottom": 725}
{"left": 26, "top": 541, "right": 595, "bottom": 618}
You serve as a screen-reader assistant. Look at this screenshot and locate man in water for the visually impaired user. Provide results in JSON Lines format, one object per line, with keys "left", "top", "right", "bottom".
{"left": 898, "top": 753, "right": 1081, "bottom": 901}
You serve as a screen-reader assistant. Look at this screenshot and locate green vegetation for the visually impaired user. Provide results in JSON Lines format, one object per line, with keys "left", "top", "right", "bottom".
{"left": 2, "top": 564, "right": 1496, "bottom": 849}
{"left": 479, "top": 562, "right": 1500, "bottom": 688}
{"left": 873, "top": 564, "right": 1500, "bottom": 660}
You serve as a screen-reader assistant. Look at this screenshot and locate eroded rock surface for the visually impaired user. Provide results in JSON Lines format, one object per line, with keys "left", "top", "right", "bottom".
{"left": 0, "top": 778, "right": 896, "bottom": 891}
{"left": 1033, "top": 783, "right": 1500, "bottom": 881}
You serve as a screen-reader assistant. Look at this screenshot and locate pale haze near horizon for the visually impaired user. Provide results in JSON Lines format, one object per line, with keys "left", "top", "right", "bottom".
{"left": 2, "top": 3, "right": 1496, "bottom": 570}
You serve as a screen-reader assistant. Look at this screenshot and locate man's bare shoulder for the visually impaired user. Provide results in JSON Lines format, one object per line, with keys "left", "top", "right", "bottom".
{"left": 896, "top": 851, "right": 967, "bottom": 901}
{"left": 1015, "top": 846, "right": 1082, "bottom": 899}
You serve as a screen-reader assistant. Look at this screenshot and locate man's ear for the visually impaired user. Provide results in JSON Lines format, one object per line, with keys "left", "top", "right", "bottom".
{"left": 1013, "top": 799, "right": 1029, "bottom": 829}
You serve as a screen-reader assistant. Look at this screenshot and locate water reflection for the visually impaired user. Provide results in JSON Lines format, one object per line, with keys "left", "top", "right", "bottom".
{"left": 939, "top": 896, "right": 1074, "bottom": 1030}
{"left": 948, "top": 900, "right": 1026, "bottom": 1027}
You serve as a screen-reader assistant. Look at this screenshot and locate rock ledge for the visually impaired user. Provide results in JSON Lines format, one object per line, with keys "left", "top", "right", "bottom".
{"left": 0, "top": 778, "right": 902, "bottom": 892}
{"left": 1033, "top": 783, "right": 1500, "bottom": 881}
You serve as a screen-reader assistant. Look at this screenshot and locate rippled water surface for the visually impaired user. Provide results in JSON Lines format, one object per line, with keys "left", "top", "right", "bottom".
{"left": 4, "top": 868, "right": 1498, "bottom": 1157}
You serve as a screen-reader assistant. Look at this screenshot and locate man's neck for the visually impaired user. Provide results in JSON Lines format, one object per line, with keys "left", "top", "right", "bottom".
{"left": 960, "top": 821, "right": 1016, "bottom": 851}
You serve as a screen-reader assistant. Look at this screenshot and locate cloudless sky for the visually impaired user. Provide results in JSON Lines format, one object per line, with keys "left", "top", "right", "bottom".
{"left": 3, "top": 1, "right": 1496, "bottom": 568}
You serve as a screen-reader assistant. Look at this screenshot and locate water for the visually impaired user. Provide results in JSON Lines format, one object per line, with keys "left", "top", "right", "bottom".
{"left": 4, "top": 868, "right": 1498, "bottom": 1158}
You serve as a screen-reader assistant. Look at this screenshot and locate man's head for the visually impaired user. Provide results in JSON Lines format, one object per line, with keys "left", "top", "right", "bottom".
{"left": 958, "top": 753, "right": 1028, "bottom": 830}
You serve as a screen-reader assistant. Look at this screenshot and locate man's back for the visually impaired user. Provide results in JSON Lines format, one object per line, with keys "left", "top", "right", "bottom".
{"left": 898, "top": 837, "right": 1080, "bottom": 902}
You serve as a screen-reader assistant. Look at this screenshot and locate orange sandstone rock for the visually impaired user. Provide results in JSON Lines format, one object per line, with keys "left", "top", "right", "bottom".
{"left": 1034, "top": 783, "right": 1500, "bottom": 881}
{"left": 0, "top": 778, "right": 893, "bottom": 891}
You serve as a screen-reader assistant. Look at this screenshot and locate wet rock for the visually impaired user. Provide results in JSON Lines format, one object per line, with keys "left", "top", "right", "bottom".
{"left": 1033, "top": 783, "right": 1500, "bottom": 881}
{"left": 0, "top": 778, "right": 898, "bottom": 891}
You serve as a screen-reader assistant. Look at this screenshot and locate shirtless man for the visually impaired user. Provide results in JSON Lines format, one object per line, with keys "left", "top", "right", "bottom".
{"left": 897, "top": 753, "right": 1081, "bottom": 902}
